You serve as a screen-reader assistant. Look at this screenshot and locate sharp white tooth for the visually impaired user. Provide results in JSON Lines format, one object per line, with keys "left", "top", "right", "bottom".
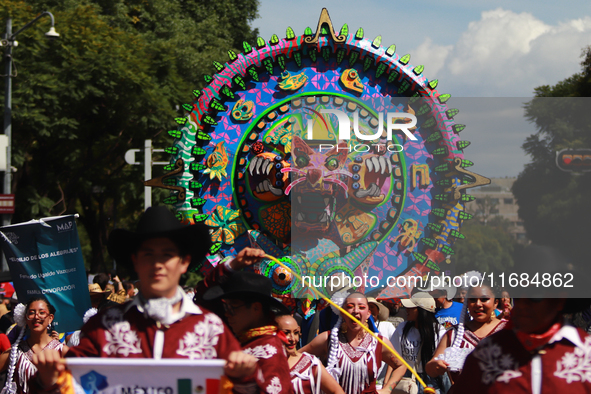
{"left": 371, "top": 156, "right": 380, "bottom": 172}
{"left": 249, "top": 157, "right": 258, "bottom": 176}
{"left": 366, "top": 158, "right": 374, "bottom": 173}
{"left": 269, "top": 185, "right": 282, "bottom": 196}
{"left": 319, "top": 212, "right": 328, "bottom": 222}
{"left": 379, "top": 156, "right": 387, "bottom": 174}
{"left": 256, "top": 183, "right": 261, "bottom": 193}
{"left": 386, "top": 162, "right": 391, "bottom": 174}
{"left": 263, "top": 179, "right": 270, "bottom": 191}
{"left": 266, "top": 161, "right": 273, "bottom": 175}
{"left": 255, "top": 157, "right": 263, "bottom": 174}
{"left": 324, "top": 198, "right": 330, "bottom": 206}
{"left": 297, "top": 213, "right": 305, "bottom": 221}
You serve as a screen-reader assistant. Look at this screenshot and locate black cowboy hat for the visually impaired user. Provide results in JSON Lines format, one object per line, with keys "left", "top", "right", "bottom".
{"left": 202, "top": 271, "right": 289, "bottom": 314}
{"left": 107, "top": 206, "right": 211, "bottom": 271}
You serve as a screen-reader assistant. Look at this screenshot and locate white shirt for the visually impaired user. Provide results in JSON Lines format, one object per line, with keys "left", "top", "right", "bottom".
{"left": 392, "top": 321, "right": 446, "bottom": 373}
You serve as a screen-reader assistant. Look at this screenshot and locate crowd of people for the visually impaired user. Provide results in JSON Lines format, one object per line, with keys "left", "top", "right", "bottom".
{"left": 0, "top": 206, "right": 588, "bottom": 394}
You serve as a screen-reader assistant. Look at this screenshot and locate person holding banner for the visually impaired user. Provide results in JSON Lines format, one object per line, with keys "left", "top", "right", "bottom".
{"left": 30, "top": 206, "right": 259, "bottom": 392}
{"left": 0, "top": 296, "right": 67, "bottom": 394}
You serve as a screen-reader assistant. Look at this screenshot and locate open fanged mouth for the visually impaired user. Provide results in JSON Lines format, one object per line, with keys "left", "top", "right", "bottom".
{"left": 255, "top": 179, "right": 282, "bottom": 196}
{"left": 249, "top": 156, "right": 274, "bottom": 176}
{"left": 353, "top": 156, "right": 390, "bottom": 201}
{"left": 248, "top": 155, "right": 286, "bottom": 197}
{"left": 293, "top": 193, "right": 335, "bottom": 228}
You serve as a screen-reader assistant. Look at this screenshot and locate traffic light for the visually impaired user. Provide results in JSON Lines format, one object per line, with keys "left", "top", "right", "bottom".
{"left": 556, "top": 149, "right": 591, "bottom": 172}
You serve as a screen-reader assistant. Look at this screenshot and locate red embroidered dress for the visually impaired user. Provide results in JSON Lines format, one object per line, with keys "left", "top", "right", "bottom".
{"left": 14, "top": 339, "right": 63, "bottom": 394}
{"left": 333, "top": 332, "right": 383, "bottom": 394}
{"left": 450, "top": 325, "right": 591, "bottom": 394}
{"left": 67, "top": 293, "right": 242, "bottom": 359}
{"left": 290, "top": 353, "right": 322, "bottom": 394}
{"left": 447, "top": 319, "right": 508, "bottom": 350}
{"left": 239, "top": 329, "right": 294, "bottom": 394}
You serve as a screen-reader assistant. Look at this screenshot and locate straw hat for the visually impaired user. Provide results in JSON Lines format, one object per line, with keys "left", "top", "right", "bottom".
{"left": 88, "top": 283, "right": 110, "bottom": 295}
{"left": 400, "top": 292, "right": 436, "bottom": 313}
{"left": 367, "top": 297, "right": 390, "bottom": 321}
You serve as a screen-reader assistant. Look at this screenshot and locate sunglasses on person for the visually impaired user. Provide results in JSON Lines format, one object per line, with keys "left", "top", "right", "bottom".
{"left": 26, "top": 310, "right": 50, "bottom": 320}
{"left": 221, "top": 300, "right": 248, "bottom": 316}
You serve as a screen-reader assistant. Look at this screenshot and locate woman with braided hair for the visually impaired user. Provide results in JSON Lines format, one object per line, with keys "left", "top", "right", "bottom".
{"left": 0, "top": 296, "right": 67, "bottom": 394}
{"left": 425, "top": 277, "right": 508, "bottom": 384}
{"left": 276, "top": 314, "right": 344, "bottom": 394}
{"left": 301, "top": 292, "right": 407, "bottom": 394}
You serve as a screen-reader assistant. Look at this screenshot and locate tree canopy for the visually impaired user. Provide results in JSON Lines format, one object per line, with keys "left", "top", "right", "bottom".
{"left": 512, "top": 47, "right": 591, "bottom": 276}
{"left": 452, "top": 217, "right": 517, "bottom": 276}
{"left": 1, "top": 0, "right": 259, "bottom": 273}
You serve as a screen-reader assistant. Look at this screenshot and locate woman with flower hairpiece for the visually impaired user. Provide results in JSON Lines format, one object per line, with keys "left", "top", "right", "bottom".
{"left": 0, "top": 296, "right": 68, "bottom": 394}
{"left": 300, "top": 291, "right": 407, "bottom": 394}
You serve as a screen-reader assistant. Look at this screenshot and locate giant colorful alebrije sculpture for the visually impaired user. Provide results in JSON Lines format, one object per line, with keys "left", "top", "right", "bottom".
{"left": 146, "top": 9, "right": 490, "bottom": 312}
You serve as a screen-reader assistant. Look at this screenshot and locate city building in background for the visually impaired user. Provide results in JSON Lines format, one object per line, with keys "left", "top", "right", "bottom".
{"left": 465, "top": 177, "right": 528, "bottom": 242}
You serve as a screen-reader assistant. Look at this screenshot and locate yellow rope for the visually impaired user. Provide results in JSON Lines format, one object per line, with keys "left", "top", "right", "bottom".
{"left": 264, "top": 254, "right": 435, "bottom": 393}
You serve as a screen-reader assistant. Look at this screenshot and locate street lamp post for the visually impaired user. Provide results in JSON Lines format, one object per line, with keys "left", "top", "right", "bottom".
{"left": 1, "top": 12, "right": 58, "bottom": 270}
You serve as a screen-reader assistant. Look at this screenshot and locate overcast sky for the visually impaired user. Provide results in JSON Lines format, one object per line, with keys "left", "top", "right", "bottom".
{"left": 253, "top": 1, "right": 591, "bottom": 177}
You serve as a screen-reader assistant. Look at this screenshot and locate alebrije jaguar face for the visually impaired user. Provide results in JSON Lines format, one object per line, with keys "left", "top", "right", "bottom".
{"left": 289, "top": 136, "right": 350, "bottom": 233}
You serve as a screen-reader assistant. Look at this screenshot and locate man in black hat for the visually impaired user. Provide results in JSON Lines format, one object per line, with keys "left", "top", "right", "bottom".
{"left": 203, "top": 270, "right": 294, "bottom": 394}
{"left": 31, "top": 206, "right": 258, "bottom": 390}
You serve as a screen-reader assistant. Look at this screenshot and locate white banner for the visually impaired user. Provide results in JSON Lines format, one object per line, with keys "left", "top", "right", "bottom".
{"left": 66, "top": 358, "right": 225, "bottom": 394}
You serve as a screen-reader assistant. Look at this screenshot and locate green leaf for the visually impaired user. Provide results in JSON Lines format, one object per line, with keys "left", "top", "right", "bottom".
{"left": 349, "top": 51, "right": 359, "bottom": 66}
{"left": 168, "top": 130, "right": 182, "bottom": 139}
{"left": 446, "top": 109, "right": 460, "bottom": 119}
{"left": 376, "top": 63, "right": 387, "bottom": 78}
{"left": 213, "top": 61, "right": 224, "bottom": 72}
{"left": 191, "top": 198, "right": 207, "bottom": 207}
{"left": 355, "top": 28, "right": 364, "bottom": 40}
{"left": 438, "top": 93, "right": 451, "bottom": 104}
{"left": 192, "top": 146, "right": 206, "bottom": 155}
{"left": 248, "top": 67, "right": 259, "bottom": 81}
{"left": 201, "top": 115, "right": 217, "bottom": 125}
{"left": 372, "top": 36, "right": 382, "bottom": 48}
{"left": 457, "top": 141, "right": 471, "bottom": 149}
{"left": 190, "top": 163, "right": 207, "bottom": 171}
{"left": 340, "top": 24, "right": 349, "bottom": 36}
{"left": 426, "top": 132, "right": 442, "bottom": 143}
{"left": 197, "top": 131, "right": 212, "bottom": 141}
{"left": 286, "top": 27, "right": 295, "bottom": 40}
{"left": 453, "top": 124, "right": 466, "bottom": 133}
{"left": 210, "top": 99, "right": 225, "bottom": 112}
{"left": 386, "top": 45, "right": 396, "bottom": 57}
